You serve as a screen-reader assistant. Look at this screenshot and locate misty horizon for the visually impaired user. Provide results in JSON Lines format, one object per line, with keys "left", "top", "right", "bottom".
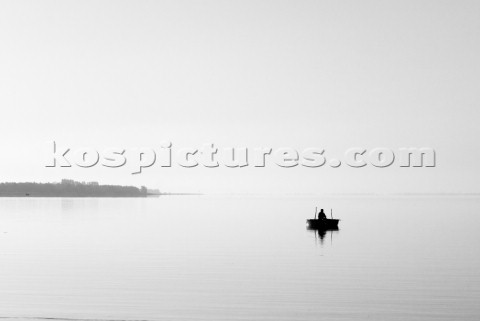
{"left": 1, "top": 1, "right": 479, "bottom": 194}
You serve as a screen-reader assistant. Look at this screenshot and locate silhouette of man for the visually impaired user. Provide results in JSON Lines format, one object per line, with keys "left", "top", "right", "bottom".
{"left": 319, "top": 209, "right": 327, "bottom": 220}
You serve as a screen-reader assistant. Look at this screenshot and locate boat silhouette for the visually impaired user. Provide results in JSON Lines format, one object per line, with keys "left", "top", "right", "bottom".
{"left": 306, "top": 218, "right": 339, "bottom": 229}
{"left": 307, "top": 207, "right": 340, "bottom": 229}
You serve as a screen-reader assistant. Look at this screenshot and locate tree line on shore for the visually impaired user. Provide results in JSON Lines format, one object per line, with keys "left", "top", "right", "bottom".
{"left": 0, "top": 179, "right": 148, "bottom": 197}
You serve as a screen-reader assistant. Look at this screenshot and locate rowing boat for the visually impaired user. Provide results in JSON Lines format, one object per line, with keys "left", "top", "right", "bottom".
{"left": 306, "top": 218, "right": 340, "bottom": 229}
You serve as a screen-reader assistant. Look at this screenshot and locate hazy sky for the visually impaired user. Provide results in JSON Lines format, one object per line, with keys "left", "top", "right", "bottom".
{"left": 0, "top": 0, "right": 479, "bottom": 193}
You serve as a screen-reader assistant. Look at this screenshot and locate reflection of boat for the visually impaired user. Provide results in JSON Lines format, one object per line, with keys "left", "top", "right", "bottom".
{"left": 306, "top": 218, "right": 339, "bottom": 229}
{"left": 307, "top": 225, "right": 339, "bottom": 243}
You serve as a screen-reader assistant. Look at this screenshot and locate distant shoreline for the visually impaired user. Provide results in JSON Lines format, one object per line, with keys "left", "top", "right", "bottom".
{"left": 0, "top": 194, "right": 203, "bottom": 198}
{"left": 0, "top": 180, "right": 149, "bottom": 198}
{"left": 0, "top": 179, "right": 205, "bottom": 198}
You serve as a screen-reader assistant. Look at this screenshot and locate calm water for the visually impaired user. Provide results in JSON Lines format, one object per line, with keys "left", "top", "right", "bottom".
{"left": 0, "top": 196, "right": 479, "bottom": 321}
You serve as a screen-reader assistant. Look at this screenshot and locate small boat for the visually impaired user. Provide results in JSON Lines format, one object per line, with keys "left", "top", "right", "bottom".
{"left": 307, "top": 207, "right": 340, "bottom": 229}
{"left": 306, "top": 218, "right": 339, "bottom": 229}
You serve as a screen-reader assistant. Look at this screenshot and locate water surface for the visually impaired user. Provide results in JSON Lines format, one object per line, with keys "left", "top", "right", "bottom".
{"left": 1, "top": 196, "right": 479, "bottom": 320}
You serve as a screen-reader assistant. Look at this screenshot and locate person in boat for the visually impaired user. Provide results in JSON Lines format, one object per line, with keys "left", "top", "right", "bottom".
{"left": 318, "top": 209, "right": 327, "bottom": 220}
